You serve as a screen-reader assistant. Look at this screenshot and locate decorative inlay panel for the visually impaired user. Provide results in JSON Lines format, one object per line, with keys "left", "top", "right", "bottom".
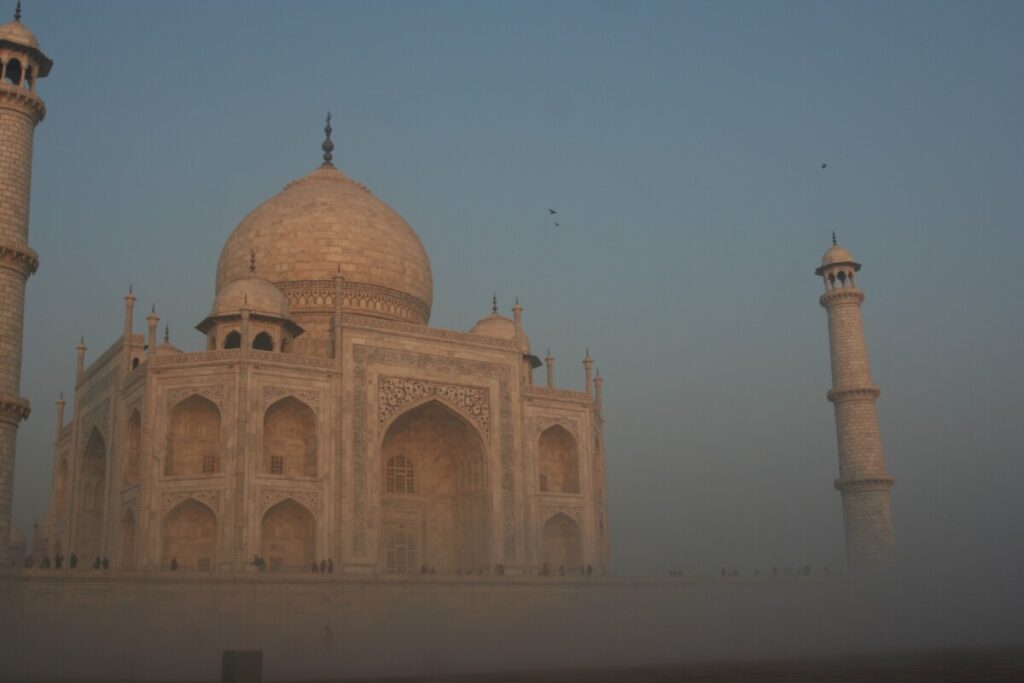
{"left": 261, "top": 385, "right": 322, "bottom": 413}
{"left": 539, "top": 504, "right": 583, "bottom": 525}
{"left": 531, "top": 416, "right": 580, "bottom": 440}
{"left": 167, "top": 385, "right": 224, "bottom": 408}
{"left": 160, "top": 490, "right": 221, "bottom": 516}
{"left": 258, "top": 488, "right": 322, "bottom": 518}
{"left": 378, "top": 376, "right": 489, "bottom": 435}
{"left": 353, "top": 346, "right": 515, "bottom": 558}
{"left": 80, "top": 401, "right": 109, "bottom": 441}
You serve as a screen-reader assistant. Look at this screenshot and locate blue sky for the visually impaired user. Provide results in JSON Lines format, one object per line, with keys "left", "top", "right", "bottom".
{"left": 11, "top": 0, "right": 1024, "bottom": 575}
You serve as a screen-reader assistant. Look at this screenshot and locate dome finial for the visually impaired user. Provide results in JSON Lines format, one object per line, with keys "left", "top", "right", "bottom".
{"left": 14, "top": 1, "right": 21, "bottom": 22}
{"left": 492, "top": 293, "right": 498, "bottom": 314}
{"left": 832, "top": 231, "right": 837, "bottom": 246}
{"left": 164, "top": 325, "right": 170, "bottom": 343}
{"left": 321, "top": 112, "right": 335, "bottom": 166}
{"left": 249, "top": 249, "right": 256, "bottom": 272}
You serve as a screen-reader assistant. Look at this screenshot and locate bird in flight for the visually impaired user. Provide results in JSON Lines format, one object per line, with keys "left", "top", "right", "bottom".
{"left": 554, "top": 222, "right": 560, "bottom": 227}
{"left": 548, "top": 208, "right": 557, "bottom": 215}
{"left": 821, "top": 163, "right": 828, "bottom": 169}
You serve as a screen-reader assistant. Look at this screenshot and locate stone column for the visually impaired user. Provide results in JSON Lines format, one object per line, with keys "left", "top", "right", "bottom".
{"left": 0, "top": 18, "right": 50, "bottom": 568}
{"left": 816, "top": 242, "right": 895, "bottom": 572}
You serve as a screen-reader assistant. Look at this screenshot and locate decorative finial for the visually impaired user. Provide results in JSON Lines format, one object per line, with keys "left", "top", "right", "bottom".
{"left": 321, "top": 112, "right": 335, "bottom": 166}
{"left": 585, "top": 347, "right": 590, "bottom": 359}
{"left": 515, "top": 296, "right": 519, "bottom": 305}
{"left": 164, "top": 325, "right": 170, "bottom": 343}
{"left": 492, "top": 293, "right": 498, "bottom": 314}
{"left": 79, "top": 335, "right": 84, "bottom": 346}
{"left": 128, "top": 283, "right": 133, "bottom": 295}
{"left": 546, "top": 347, "right": 552, "bottom": 358}
{"left": 151, "top": 304, "right": 156, "bottom": 314}
{"left": 14, "top": 1, "right": 21, "bottom": 22}
{"left": 249, "top": 249, "right": 256, "bottom": 273}
{"left": 832, "top": 231, "right": 837, "bottom": 246}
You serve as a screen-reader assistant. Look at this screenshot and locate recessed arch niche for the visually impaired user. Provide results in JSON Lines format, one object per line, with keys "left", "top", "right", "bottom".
{"left": 165, "top": 395, "right": 221, "bottom": 476}
{"left": 75, "top": 428, "right": 107, "bottom": 561}
{"left": 260, "top": 499, "right": 316, "bottom": 572}
{"left": 262, "top": 396, "right": 317, "bottom": 477}
{"left": 162, "top": 499, "right": 217, "bottom": 571}
{"left": 538, "top": 425, "right": 580, "bottom": 494}
{"left": 541, "top": 512, "right": 582, "bottom": 572}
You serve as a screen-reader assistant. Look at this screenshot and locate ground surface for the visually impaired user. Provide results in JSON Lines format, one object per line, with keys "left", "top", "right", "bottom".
{"left": 322, "top": 646, "right": 1024, "bottom": 683}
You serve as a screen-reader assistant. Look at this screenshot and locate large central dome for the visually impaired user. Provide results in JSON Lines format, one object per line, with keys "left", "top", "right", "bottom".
{"left": 216, "top": 162, "right": 433, "bottom": 323}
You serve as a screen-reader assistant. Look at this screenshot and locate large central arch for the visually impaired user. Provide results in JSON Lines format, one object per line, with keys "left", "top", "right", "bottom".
{"left": 380, "top": 400, "right": 489, "bottom": 573}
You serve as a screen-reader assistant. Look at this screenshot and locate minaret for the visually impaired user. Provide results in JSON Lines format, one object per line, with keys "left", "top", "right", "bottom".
{"left": 0, "top": 4, "right": 52, "bottom": 569}
{"left": 816, "top": 236, "right": 895, "bottom": 572}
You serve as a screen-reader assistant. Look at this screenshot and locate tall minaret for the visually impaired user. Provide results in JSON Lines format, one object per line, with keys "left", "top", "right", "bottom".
{"left": 816, "top": 236, "right": 895, "bottom": 572}
{"left": 0, "top": 4, "right": 52, "bottom": 568}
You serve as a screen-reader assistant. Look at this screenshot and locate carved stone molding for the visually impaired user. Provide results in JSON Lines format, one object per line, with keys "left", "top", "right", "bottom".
{"left": 353, "top": 345, "right": 515, "bottom": 558}
{"left": 0, "top": 83, "right": 46, "bottom": 121}
{"left": 834, "top": 476, "right": 894, "bottom": 493}
{"left": 523, "top": 385, "right": 592, "bottom": 403}
{"left": 261, "top": 385, "right": 322, "bottom": 413}
{"left": 257, "top": 488, "right": 322, "bottom": 518}
{"left": 378, "top": 376, "right": 490, "bottom": 435}
{"left": 150, "top": 348, "right": 337, "bottom": 370}
{"left": 160, "top": 489, "right": 222, "bottom": 517}
{"left": 167, "top": 385, "right": 225, "bottom": 408}
{"left": 820, "top": 289, "right": 865, "bottom": 308}
{"left": 539, "top": 504, "right": 583, "bottom": 526}
{"left": 341, "top": 313, "right": 520, "bottom": 350}
{"left": 531, "top": 416, "right": 580, "bottom": 441}
{"left": 277, "top": 279, "right": 429, "bottom": 324}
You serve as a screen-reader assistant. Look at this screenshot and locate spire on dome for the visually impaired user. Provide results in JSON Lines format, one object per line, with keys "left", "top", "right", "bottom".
{"left": 14, "top": 1, "right": 21, "bottom": 22}
{"left": 492, "top": 293, "right": 498, "bottom": 314}
{"left": 249, "top": 249, "right": 256, "bottom": 273}
{"left": 321, "top": 112, "right": 334, "bottom": 166}
{"left": 832, "top": 231, "right": 837, "bottom": 246}
{"left": 164, "top": 325, "right": 170, "bottom": 343}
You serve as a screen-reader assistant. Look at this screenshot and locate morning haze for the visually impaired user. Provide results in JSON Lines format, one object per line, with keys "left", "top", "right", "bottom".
{"left": 2, "top": 1, "right": 1023, "bottom": 677}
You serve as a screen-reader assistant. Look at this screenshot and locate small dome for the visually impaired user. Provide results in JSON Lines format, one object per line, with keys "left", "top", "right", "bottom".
{"left": 155, "top": 340, "right": 181, "bottom": 356}
{"left": 816, "top": 242, "right": 861, "bottom": 275}
{"left": 470, "top": 312, "right": 530, "bottom": 350}
{"left": 0, "top": 20, "right": 39, "bottom": 49}
{"left": 211, "top": 274, "right": 290, "bottom": 320}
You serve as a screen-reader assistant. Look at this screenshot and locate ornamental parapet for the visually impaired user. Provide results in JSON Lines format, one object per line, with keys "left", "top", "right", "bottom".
{"left": 0, "top": 240, "right": 39, "bottom": 278}
{"left": 342, "top": 313, "right": 521, "bottom": 351}
{"left": 0, "top": 82, "right": 46, "bottom": 121}
{"left": 0, "top": 394, "right": 31, "bottom": 423}
{"left": 522, "top": 385, "right": 592, "bottom": 403}
{"left": 834, "top": 475, "right": 894, "bottom": 493}
{"left": 819, "top": 288, "right": 864, "bottom": 308}
{"left": 149, "top": 348, "right": 337, "bottom": 370}
{"left": 827, "top": 385, "right": 880, "bottom": 403}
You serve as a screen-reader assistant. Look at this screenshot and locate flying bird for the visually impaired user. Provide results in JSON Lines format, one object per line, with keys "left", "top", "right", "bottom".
{"left": 554, "top": 221, "right": 560, "bottom": 227}
{"left": 548, "top": 208, "right": 557, "bottom": 215}
{"left": 821, "top": 163, "right": 828, "bottom": 169}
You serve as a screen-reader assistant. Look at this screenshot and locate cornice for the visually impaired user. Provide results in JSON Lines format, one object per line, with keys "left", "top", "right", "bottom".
{"left": 0, "top": 240, "right": 38, "bottom": 278}
{"left": 834, "top": 476, "right": 894, "bottom": 493}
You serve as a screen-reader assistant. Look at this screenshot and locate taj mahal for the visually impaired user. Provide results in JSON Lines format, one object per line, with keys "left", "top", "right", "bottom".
{"left": 0, "top": 6, "right": 894, "bottom": 582}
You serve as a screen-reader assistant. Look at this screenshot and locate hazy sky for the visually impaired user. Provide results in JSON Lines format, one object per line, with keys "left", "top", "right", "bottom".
{"left": 11, "top": 0, "right": 1023, "bottom": 576}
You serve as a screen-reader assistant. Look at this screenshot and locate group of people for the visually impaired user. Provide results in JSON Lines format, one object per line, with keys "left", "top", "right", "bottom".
{"left": 538, "top": 563, "right": 596, "bottom": 577}
{"left": 21, "top": 553, "right": 111, "bottom": 570}
{"left": 310, "top": 559, "right": 335, "bottom": 573}
{"left": 666, "top": 565, "right": 834, "bottom": 578}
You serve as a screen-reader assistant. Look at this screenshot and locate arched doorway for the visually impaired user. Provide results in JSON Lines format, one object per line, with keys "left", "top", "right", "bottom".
{"left": 538, "top": 426, "right": 579, "bottom": 493}
{"left": 542, "top": 513, "right": 582, "bottom": 572}
{"left": 260, "top": 499, "right": 315, "bottom": 572}
{"left": 262, "top": 397, "right": 317, "bottom": 476}
{"left": 380, "top": 400, "right": 488, "bottom": 573}
{"left": 162, "top": 499, "right": 217, "bottom": 571}
{"left": 75, "top": 428, "right": 107, "bottom": 562}
{"left": 166, "top": 395, "right": 221, "bottom": 476}
{"left": 119, "top": 509, "right": 136, "bottom": 570}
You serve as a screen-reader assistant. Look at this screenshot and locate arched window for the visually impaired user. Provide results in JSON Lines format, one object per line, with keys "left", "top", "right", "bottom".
{"left": 385, "top": 529, "right": 417, "bottom": 574}
{"left": 223, "top": 331, "right": 241, "bottom": 349}
{"left": 386, "top": 454, "right": 415, "bottom": 493}
{"left": 252, "top": 331, "right": 273, "bottom": 351}
{"left": 538, "top": 426, "right": 580, "bottom": 494}
{"left": 4, "top": 58, "right": 21, "bottom": 85}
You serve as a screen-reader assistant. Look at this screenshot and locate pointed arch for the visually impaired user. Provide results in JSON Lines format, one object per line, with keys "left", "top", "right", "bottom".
{"left": 223, "top": 330, "right": 241, "bottom": 349}
{"left": 381, "top": 399, "right": 489, "bottom": 572}
{"left": 384, "top": 528, "right": 418, "bottom": 574}
{"left": 260, "top": 499, "right": 315, "bottom": 572}
{"left": 542, "top": 513, "right": 582, "bottom": 571}
{"left": 162, "top": 498, "right": 217, "bottom": 571}
{"left": 123, "top": 409, "right": 142, "bottom": 485}
{"left": 75, "top": 428, "right": 107, "bottom": 561}
{"left": 538, "top": 425, "right": 580, "bottom": 494}
{"left": 119, "top": 508, "right": 136, "bottom": 570}
{"left": 166, "top": 395, "right": 221, "bottom": 476}
{"left": 262, "top": 396, "right": 317, "bottom": 476}
{"left": 252, "top": 331, "right": 274, "bottom": 351}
